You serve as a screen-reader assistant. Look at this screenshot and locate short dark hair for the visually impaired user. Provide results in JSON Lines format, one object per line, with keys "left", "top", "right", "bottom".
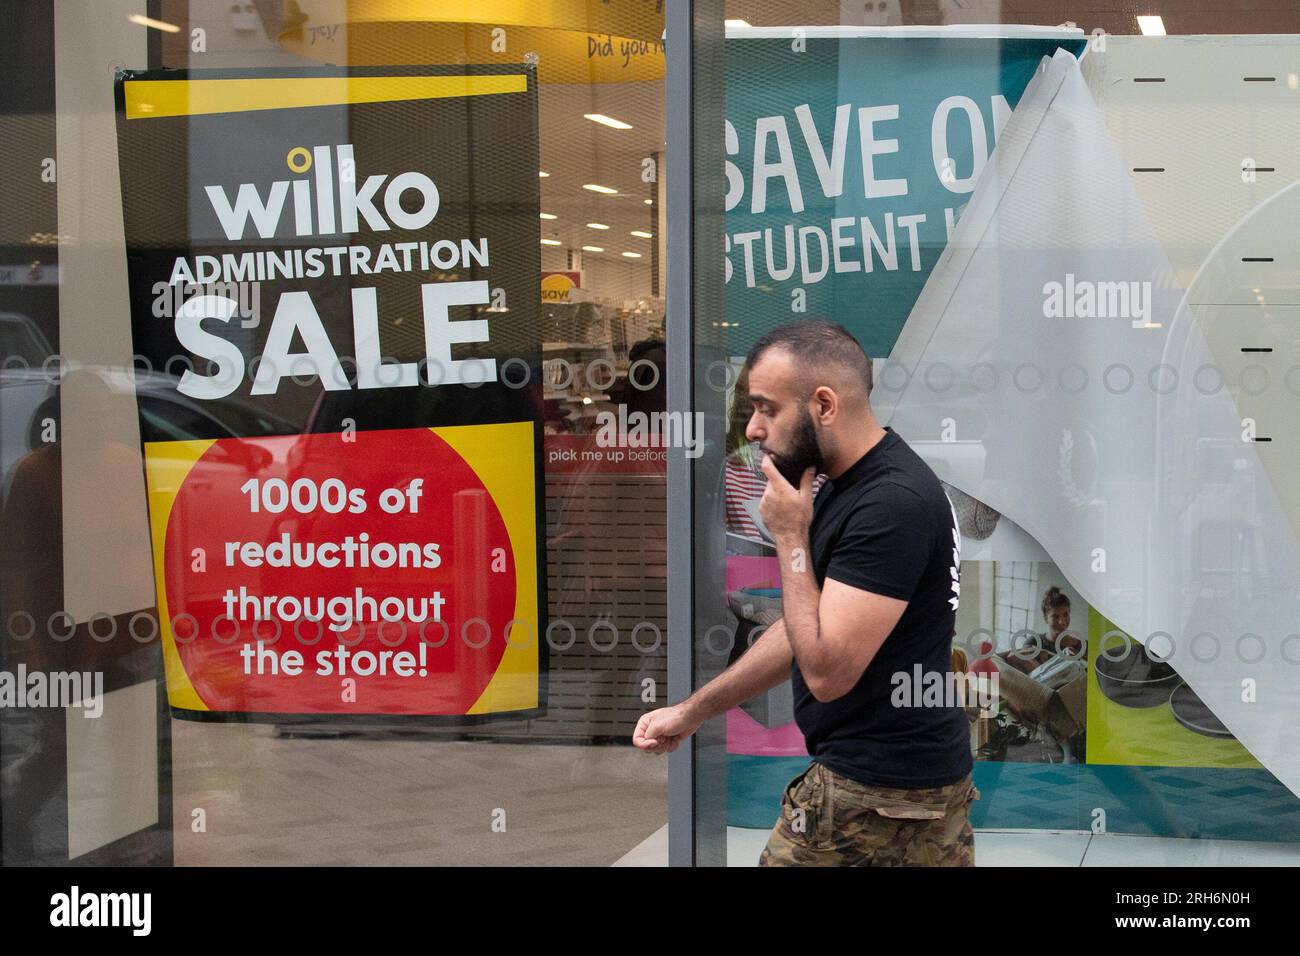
{"left": 1041, "top": 586, "right": 1071, "bottom": 619}
{"left": 744, "top": 318, "right": 873, "bottom": 395}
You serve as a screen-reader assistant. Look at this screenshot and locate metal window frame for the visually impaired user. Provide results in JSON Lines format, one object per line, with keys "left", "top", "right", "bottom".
{"left": 665, "top": 0, "right": 696, "bottom": 868}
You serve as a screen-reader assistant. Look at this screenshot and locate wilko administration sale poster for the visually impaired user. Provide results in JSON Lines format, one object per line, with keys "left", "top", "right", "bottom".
{"left": 113, "top": 66, "right": 546, "bottom": 720}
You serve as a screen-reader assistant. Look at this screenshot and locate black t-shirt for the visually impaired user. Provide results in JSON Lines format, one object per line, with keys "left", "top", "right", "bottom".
{"left": 791, "top": 426, "right": 972, "bottom": 789}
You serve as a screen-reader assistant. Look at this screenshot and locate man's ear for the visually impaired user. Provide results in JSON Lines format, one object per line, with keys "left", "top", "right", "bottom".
{"left": 813, "top": 385, "right": 837, "bottom": 423}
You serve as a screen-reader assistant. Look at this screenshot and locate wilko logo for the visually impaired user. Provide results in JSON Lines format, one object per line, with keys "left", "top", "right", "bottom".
{"left": 1042, "top": 273, "right": 1153, "bottom": 328}
{"left": 205, "top": 144, "right": 440, "bottom": 240}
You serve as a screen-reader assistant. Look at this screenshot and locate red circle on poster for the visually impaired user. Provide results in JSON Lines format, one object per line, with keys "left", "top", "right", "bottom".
{"left": 162, "top": 427, "right": 516, "bottom": 715}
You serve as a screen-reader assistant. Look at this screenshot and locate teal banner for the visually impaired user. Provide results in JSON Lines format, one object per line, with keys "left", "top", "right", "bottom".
{"left": 724, "top": 35, "right": 1086, "bottom": 357}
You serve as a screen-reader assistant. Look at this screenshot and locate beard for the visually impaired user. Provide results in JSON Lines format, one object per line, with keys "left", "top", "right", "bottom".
{"left": 764, "top": 406, "right": 823, "bottom": 486}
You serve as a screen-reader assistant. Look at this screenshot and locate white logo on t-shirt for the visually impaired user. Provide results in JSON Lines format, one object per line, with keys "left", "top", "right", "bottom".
{"left": 943, "top": 490, "right": 962, "bottom": 610}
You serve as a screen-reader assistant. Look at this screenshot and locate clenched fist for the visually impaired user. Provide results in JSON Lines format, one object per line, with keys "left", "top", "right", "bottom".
{"left": 632, "top": 704, "right": 702, "bottom": 755}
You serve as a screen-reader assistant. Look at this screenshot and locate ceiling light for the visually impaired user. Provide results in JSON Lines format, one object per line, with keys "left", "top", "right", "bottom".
{"left": 584, "top": 113, "right": 633, "bottom": 130}
{"left": 586, "top": 222, "right": 609, "bottom": 230}
{"left": 583, "top": 183, "right": 618, "bottom": 194}
{"left": 541, "top": 238, "right": 561, "bottom": 246}
{"left": 621, "top": 251, "right": 642, "bottom": 258}
{"left": 1136, "top": 15, "right": 1166, "bottom": 36}
{"left": 644, "top": 198, "right": 653, "bottom": 205}
{"left": 582, "top": 245, "right": 604, "bottom": 253}
{"left": 128, "top": 13, "right": 180, "bottom": 32}
{"left": 630, "top": 230, "right": 653, "bottom": 238}
{"left": 539, "top": 212, "right": 556, "bottom": 220}
{"left": 538, "top": 170, "right": 550, "bottom": 178}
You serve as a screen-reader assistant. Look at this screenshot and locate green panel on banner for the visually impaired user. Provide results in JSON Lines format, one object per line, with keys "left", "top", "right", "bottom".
{"left": 724, "top": 36, "right": 1085, "bottom": 358}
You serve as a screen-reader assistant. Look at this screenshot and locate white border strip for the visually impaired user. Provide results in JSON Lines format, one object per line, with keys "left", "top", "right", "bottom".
{"left": 726, "top": 24, "right": 1086, "bottom": 40}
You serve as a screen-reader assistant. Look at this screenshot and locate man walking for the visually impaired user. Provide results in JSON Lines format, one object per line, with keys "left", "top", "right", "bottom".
{"left": 633, "top": 319, "right": 977, "bottom": 866}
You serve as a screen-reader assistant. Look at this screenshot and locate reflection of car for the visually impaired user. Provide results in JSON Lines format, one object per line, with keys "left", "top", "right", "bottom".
{"left": 144, "top": 370, "right": 299, "bottom": 628}
{"left": 0, "top": 309, "right": 50, "bottom": 360}
{"left": 113, "top": 370, "right": 297, "bottom": 620}
{"left": 0, "top": 312, "right": 56, "bottom": 502}
{"left": 1, "top": 355, "right": 303, "bottom": 633}
{"left": 131, "top": 371, "right": 297, "bottom": 444}
{"left": 1, "top": 352, "right": 296, "bottom": 511}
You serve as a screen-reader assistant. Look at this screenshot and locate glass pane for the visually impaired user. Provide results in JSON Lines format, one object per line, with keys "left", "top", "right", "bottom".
{"left": 691, "top": 0, "right": 1300, "bottom": 866}
{"left": 2, "top": 0, "right": 668, "bottom": 866}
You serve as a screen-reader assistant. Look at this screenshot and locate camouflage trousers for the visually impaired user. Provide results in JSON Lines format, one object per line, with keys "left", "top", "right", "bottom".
{"left": 758, "top": 762, "right": 979, "bottom": 867}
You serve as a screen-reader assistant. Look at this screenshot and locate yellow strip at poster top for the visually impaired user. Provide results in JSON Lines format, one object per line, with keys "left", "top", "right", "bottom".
{"left": 124, "top": 73, "right": 528, "bottom": 120}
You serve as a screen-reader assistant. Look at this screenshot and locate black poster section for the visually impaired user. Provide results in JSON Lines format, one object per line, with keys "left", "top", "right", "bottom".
{"left": 115, "top": 66, "right": 542, "bottom": 433}
{"left": 113, "top": 65, "right": 547, "bottom": 723}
